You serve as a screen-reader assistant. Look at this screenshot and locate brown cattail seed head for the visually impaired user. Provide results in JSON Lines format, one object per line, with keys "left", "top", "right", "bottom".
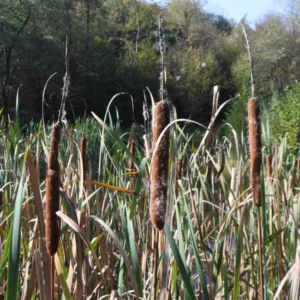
{"left": 46, "top": 169, "right": 60, "bottom": 255}
{"left": 248, "top": 98, "right": 262, "bottom": 206}
{"left": 48, "top": 123, "right": 60, "bottom": 170}
{"left": 150, "top": 100, "right": 170, "bottom": 230}
{"left": 46, "top": 123, "right": 61, "bottom": 256}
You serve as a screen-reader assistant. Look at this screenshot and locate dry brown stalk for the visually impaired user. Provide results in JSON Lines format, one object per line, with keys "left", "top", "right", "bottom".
{"left": 266, "top": 155, "right": 272, "bottom": 182}
{"left": 150, "top": 100, "right": 170, "bottom": 230}
{"left": 46, "top": 122, "right": 61, "bottom": 256}
{"left": 0, "top": 190, "right": 3, "bottom": 208}
{"left": 248, "top": 97, "right": 262, "bottom": 206}
{"left": 80, "top": 136, "right": 87, "bottom": 180}
{"left": 297, "top": 156, "right": 300, "bottom": 184}
{"left": 143, "top": 134, "right": 151, "bottom": 159}
{"left": 175, "top": 159, "right": 182, "bottom": 198}
{"left": 128, "top": 125, "right": 135, "bottom": 172}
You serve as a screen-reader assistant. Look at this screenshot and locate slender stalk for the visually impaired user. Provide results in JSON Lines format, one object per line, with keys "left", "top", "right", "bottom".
{"left": 80, "top": 136, "right": 87, "bottom": 181}
{"left": 266, "top": 155, "right": 272, "bottom": 182}
{"left": 50, "top": 256, "right": 55, "bottom": 300}
{"left": 297, "top": 156, "right": 300, "bottom": 184}
{"left": 274, "top": 142, "right": 284, "bottom": 288}
{"left": 128, "top": 125, "right": 135, "bottom": 172}
{"left": 153, "top": 230, "right": 159, "bottom": 300}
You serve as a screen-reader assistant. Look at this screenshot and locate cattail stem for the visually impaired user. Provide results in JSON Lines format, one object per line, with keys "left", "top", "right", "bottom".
{"left": 46, "top": 123, "right": 61, "bottom": 256}
{"left": 150, "top": 100, "right": 170, "bottom": 230}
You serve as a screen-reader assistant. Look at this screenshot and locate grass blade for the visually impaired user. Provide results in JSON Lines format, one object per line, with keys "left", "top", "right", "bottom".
{"left": 164, "top": 224, "right": 197, "bottom": 300}
{"left": 54, "top": 254, "right": 72, "bottom": 300}
{"left": 130, "top": 157, "right": 147, "bottom": 218}
{"left": 126, "top": 209, "right": 143, "bottom": 296}
{"left": 6, "top": 170, "right": 25, "bottom": 300}
{"left": 90, "top": 214, "right": 141, "bottom": 298}
{"left": 232, "top": 210, "right": 245, "bottom": 300}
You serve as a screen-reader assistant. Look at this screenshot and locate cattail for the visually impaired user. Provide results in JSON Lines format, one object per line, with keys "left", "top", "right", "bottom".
{"left": 150, "top": 100, "right": 170, "bottom": 230}
{"left": 248, "top": 97, "right": 262, "bottom": 206}
{"left": 80, "top": 136, "right": 87, "bottom": 180}
{"left": 46, "top": 122, "right": 61, "bottom": 256}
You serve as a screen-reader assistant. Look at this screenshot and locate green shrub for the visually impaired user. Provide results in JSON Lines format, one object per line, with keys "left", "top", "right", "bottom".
{"left": 268, "top": 83, "right": 300, "bottom": 154}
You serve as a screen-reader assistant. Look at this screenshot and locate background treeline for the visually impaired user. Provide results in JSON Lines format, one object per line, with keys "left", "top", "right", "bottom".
{"left": 0, "top": 0, "right": 299, "bottom": 149}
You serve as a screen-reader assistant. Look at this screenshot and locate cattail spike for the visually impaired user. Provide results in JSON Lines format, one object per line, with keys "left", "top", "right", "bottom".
{"left": 150, "top": 100, "right": 170, "bottom": 230}
{"left": 48, "top": 123, "right": 60, "bottom": 170}
{"left": 46, "top": 122, "right": 61, "bottom": 256}
{"left": 248, "top": 97, "right": 262, "bottom": 206}
{"left": 46, "top": 169, "right": 60, "bottom": 255}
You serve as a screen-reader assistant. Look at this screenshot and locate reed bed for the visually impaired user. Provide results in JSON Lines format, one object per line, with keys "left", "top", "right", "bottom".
{"left": 0, "top": 93, "right": 299, "bottom": 300}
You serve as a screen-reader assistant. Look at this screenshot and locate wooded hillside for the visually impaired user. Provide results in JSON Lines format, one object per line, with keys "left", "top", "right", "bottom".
{"left": 1, "top": 0, "right": 300, "bottom": 130}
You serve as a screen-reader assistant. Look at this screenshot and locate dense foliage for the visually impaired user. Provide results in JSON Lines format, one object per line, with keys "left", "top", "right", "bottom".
{"left": 268, "top": 83, "right": 300, "bottom": 153}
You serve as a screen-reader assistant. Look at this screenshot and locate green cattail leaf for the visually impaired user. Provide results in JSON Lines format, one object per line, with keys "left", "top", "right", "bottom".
{"left": 175, "top": 201, "right": 185, "bottom": 260}
{"left": 213, "top": 240, "right": 224, "bottom": 288}
{"left": 265, "top": 227, "right": 286, "bottom": 245}
{"left": 172, "top": 261, "right": 178, "bottom": 296}
{"left": 91, "top": 112, "right": 137, "bottom": 164}
{"left": 6, "top": 170, "right": 25, "bottom": 300}
{"left": 0, "top": 224, "right": 12, "bottom": 275}
{"left": 60, "top": 190, "right": 78, "bottom": 222}
{"left": 183, "top": 199, "right": 209, "bottom": 299}
{"left": 126, "top": 210, "right": 143, "bottom": 296}
{"left": 164, "top": 224, "right": 197, "bottom": 300}
{"left": 118, "top": 257, "right": 125, "bottom": 295}
{"left": 54, "top": 254, "right": 72, "bottom": 300}
{"left": 84, "top": 233, "right": 104, "bottom": 256}
{"left": 130, "top": 157, "right": 147, "bottom": 219}
{"left": 90, "top": 215, "right": 140, "bottom": 298}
